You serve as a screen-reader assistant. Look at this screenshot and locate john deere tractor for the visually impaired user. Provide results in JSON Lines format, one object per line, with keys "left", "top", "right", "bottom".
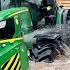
{"left": 0, "top": 7, "right": 33, "bottom": 70}
{"left": 0, "top": 0, "right": 70, "bottom": 70}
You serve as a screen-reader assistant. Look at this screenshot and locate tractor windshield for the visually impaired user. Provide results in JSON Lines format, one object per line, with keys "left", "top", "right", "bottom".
{"left": 0, "top": 18, "right": 15, "bottom": 39}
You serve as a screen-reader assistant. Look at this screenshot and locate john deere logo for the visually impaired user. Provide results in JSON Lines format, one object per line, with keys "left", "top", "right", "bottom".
{"left": 1, "top": 53, "right": 21, "bottom": 70}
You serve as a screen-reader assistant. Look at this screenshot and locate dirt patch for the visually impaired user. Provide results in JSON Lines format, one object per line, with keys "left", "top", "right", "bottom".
{"left": 29, "top": 55, "right": 70, "bottom": 70}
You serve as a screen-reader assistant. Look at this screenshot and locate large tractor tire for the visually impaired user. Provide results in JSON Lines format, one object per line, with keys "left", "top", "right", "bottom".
{"left": 29, "top": 34, "right": 60, "bottom": 62}
{"left": 29, "top": 34, "right": 70, "bottom": 62}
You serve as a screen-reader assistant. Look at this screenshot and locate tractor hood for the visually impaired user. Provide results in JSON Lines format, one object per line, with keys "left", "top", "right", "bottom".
{"left": 0, "top": 7, "right": 29, "bottom": 21}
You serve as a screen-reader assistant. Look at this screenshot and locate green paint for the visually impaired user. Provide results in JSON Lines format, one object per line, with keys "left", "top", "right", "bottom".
{"left": 56, "top": 7, "right": 64, "bottom": 28}
{"left": 0, "top": 7, "right": 32, "bottom": 70}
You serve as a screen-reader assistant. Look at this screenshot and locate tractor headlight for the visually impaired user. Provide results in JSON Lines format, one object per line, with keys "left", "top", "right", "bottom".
{"left": 0, "top": 20, "right": 6, "bottom": 29}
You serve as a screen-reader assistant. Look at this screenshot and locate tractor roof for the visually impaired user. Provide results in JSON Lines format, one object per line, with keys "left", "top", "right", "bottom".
{"left": 0, "top": 7, "right": 29, "bottom": 21}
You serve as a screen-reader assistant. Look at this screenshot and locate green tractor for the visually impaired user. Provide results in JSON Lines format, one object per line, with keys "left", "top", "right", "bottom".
{"left": 0, "top": 7, "right": 33, "bottom": 70}
{"left": 0, "top": 0, "right": 70, "bottom": 70}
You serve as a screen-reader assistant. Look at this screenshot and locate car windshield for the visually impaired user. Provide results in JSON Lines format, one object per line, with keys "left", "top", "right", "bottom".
{"left": 0, "top": 18, "right": 15, "bottom": 39}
